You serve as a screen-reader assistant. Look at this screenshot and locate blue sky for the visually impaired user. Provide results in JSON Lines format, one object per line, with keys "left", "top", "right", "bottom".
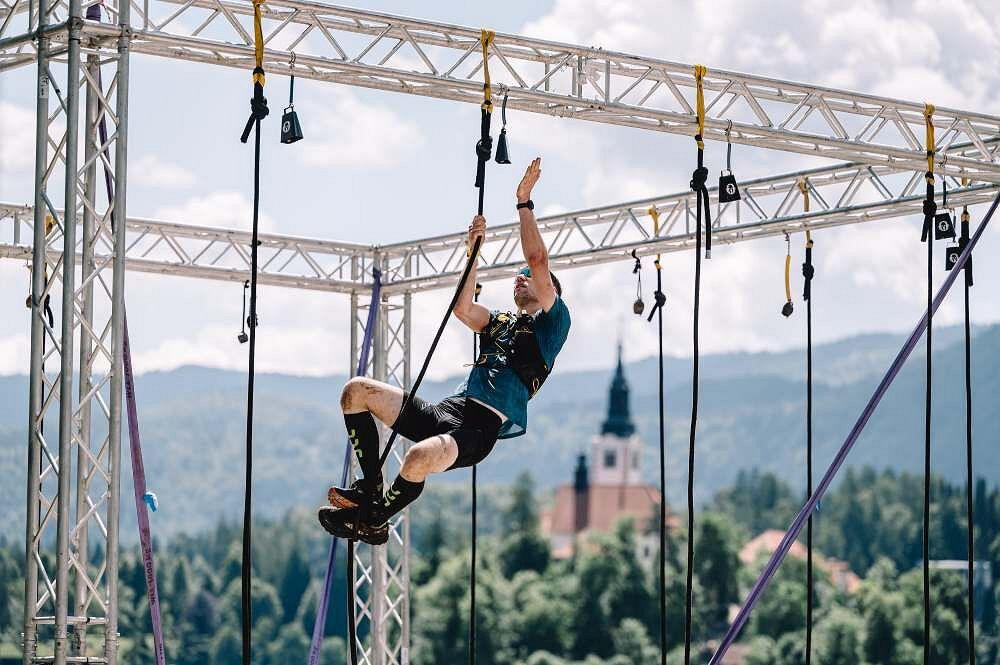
{"left": 2, "top": 0, "right": 999, "bottom": 379}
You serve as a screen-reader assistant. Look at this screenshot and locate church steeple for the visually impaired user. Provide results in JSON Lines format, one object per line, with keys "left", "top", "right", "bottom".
{"left": 601, "top": 342, "right": 636, "bottom": 437}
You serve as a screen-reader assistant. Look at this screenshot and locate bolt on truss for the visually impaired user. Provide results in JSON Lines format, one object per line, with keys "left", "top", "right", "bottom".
{"left": 4, "top": 161, "right": 997, "bottom": 296}
{"left": 350, "top": 274, "right": 412, "bottom": 665}
{"left": 17, "top": 0, "right": 130, "bottom": 661}
{"left": 4, "top": 0, "right": 999, "bottom": 180}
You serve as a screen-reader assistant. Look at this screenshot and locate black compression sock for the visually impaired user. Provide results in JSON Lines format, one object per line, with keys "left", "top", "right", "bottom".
{"left": 380, "top": 475, "right": 425, "bottom": 520}
{"left": 344, "top": 412, "right": 382, "bottom": 492}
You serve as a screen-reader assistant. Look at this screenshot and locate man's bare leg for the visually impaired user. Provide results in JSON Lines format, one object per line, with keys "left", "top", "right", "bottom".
{"left": 335, "top": 377, "right": 405, "bottom": 497}
{"left": 377, "top": 433, "right": 457, "bottom": 523}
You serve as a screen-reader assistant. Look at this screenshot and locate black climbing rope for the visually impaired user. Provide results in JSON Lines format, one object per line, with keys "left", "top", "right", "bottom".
{"left": 645, "top": 207, "right": 667, "bottom": 665}
{"left": 919, "top": 104, "right": 936, "bottom": 665}
{"left": 960, "top": 202, "right": 975, "bottom": 665}
{"left": 683, "top": 64, "right": 711, "bottom": 665}
{"left": 238, "top": 2, "right": 269, "bottom": 663}
{"left": 470, "top": 281, "right": 482, "bottom": 665}
{"left": 804, "top": 232, "right": 815, "bottom": 665}
{"left": 348, "top": 29, "right": 497, "bottom": 665}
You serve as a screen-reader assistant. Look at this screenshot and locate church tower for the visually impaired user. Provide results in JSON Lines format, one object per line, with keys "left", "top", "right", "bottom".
{"left": 590, "top": 343, "right": 642, "bottom": 486}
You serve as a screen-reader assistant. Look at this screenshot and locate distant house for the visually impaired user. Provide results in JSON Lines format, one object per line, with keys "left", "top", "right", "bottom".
{"left": 541, "top": 344, "right": 676, "bottom": 566}
{"left": 739, "top": 529, "right": 861, "bottom": 594}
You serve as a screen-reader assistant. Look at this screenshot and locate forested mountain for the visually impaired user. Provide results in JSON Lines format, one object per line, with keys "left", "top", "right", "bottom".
{"left": 0, "top": 324, "right": 998, "bottom": 540}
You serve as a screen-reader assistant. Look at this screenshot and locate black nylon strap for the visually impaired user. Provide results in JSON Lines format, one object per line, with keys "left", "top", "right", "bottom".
{"left": 922, "top": 178, "right": 934, "bottom": 665}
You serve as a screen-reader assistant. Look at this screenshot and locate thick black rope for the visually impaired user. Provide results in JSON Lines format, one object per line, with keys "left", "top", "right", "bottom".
{"left": 239, "top": 72, "right": 268, "bottom": 665}
{"left": 961, "top": 209, "right": 975, "bottom": 665}
{"left": 374, "top": 109, "right": 490, "bottom": 474}
{"left": 920, "top": 175, "right": 936, "bottom": 665}
{"left": 654, "top": 263, "right": 667, "bottom": 665}
{"left": 683, "top": 143, "right": 710, "bottom": 665}
{"left": 803, "top": 239, "right": 815, "bottom": 665}
{"left": 470, "top": 283, "right": 481, "bottom": 665}
{"left": 349, "top": 103, "right": 491, "bottom": 665}
{"left": 347, "top": 540, "right": 358, "bottom": 664}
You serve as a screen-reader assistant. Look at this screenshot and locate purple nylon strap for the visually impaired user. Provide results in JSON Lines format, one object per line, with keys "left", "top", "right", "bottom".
{"left": 709, "top": 191, "right": 999, "bottom": 664}
{"left": 89, "top": 5, "right": 167, "bottom": 659}
{"left": 308, "top": 271, "right": 382, "bottom": 665}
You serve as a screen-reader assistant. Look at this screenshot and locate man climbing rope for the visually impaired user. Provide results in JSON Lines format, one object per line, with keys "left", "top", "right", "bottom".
{"left": 319, "top": 158, "right": 571, "bottom": 545}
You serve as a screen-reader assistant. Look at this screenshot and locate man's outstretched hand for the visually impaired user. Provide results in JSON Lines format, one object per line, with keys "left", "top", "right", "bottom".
{"left": 468, "top": 215, "right": 486, "bottom": 249}
{"left": 517, "top": 157, "right": 542, "bottom": 203}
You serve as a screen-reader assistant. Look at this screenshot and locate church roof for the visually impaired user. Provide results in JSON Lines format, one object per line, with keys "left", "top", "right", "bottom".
{"left": 601, "top": 343, "right": 636, "bottom": 437}
{"left": 543, "top": 484, "right": 677, "bottom": 536}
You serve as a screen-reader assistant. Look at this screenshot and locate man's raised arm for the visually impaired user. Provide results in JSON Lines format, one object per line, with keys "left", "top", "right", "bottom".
{"left": 517, "top": 158, "right": 557, "bottom": 310}
{"left": 453, "top": 215, "right": 491, "bottom": 332}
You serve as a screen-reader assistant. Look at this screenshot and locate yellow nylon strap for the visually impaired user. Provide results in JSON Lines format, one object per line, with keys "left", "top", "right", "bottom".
{"left": 694, "top": 65, "right": 708, "bottom": 149}
{"left": 44, "top": 215, "right": 55, "bottom": 236}
{"left": 923, "top": 103, "right": 935, "bottom": 183}
{"left": 797, "top": 178, "right": 814, "bottom": 247}
{"left": 480, "top": 29, "right": 496, "bottom": 110}
{"left": 252, "top": 0, "right": 265, "bottom": 85}
{"left": 648, "top": 206, "right": 662, "bottom": 267}
{"left": 784, "top": 235, "right": 792, "bottom": 303}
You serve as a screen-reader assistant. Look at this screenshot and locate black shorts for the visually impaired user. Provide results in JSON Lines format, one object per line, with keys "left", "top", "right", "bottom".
{"left": 391, "top": 394, "right": 502, "bottom": 470}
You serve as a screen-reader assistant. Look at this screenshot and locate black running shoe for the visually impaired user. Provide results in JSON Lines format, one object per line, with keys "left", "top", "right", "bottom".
{"left": 327, "top": 479, "right": 382, "bottom": 510}
{"left": 317, "top": 506, "right": 389, "bottom": 546}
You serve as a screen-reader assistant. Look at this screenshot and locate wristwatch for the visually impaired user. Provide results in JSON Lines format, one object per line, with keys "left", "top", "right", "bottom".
{"left": 516, "top": 199, "right": 534, "bottom": 210}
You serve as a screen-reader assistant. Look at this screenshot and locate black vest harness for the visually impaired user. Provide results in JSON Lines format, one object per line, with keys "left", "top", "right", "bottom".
{"left": 475, "top": 311, "right": 550, "bottom": 398}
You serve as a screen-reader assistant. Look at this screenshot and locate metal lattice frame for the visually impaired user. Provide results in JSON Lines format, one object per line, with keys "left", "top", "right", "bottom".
{"left": 349, "top": 276, "right": 411, "bottom": 665}
{"left": 4, "top": 0, "right": 1000, "bottom": 180}
{"left": 4, "top": 162, "right": 998, "bottom": 295}
{"left": 2, "top": 0, "right": 1000, "bottom": 663}
{"left": 15, "top": 0, "right": 129, "bottom": 661}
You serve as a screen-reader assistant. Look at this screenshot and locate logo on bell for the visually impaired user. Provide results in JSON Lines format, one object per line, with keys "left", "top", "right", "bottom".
{"left": 726, "top": 183, "right": 736, "bottom": 196}
{"left": 939, "top": 220, "right": 949, "bottom": 232}
{"left": 282, "top": 120, "right": 291, "bottom": 133}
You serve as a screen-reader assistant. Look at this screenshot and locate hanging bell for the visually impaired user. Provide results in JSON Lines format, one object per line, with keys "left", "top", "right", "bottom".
{"left": 633, "top": 298, "right": 645, "bottom": 316}
{"left": 944, "top": 245, "right": 961, "bottom": 271}
{"left": 718, "top": 170, "right": 741, "bottom": 203}
{"left": 280, "top": 105, "right": 303, "bottom": 144}
{"left": 934, "top": 212, "right": 955, "bottom": 241}
{"left": 495, "top": 128, "right": 511, "bottom": 164}
{"left": 781, "top": 300, "right": 794, "bottom": 318}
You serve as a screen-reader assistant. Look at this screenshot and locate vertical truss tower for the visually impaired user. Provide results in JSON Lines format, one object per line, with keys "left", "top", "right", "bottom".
{"left": 18, "top": 0, "right": 130, "bottom": 662}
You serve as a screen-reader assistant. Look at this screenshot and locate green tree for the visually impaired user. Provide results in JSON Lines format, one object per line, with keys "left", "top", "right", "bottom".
{"left": 498, "top": 473, "right": 550, "bottom": 577}
{"left": 814, "top": 607, "right": 862, "bottom": 665}
{"left": 612, "top": 618, "right": 658, "bottom": 665}
{"left": 211, "top": 624, "right": 243, "bottom": 665}
{"left": 320, "top": 636, "right": 348, "bottom": 665}
{"left": 267, "top": 623, "right": 311, "bottom": 665}
{"left": 279, "top": 544, "right": 311, "bottom": 623}
{"left": 220, "top": 577, "right": 282, "bottom": 632}
{"left": 504, "top": 570, "right": 573, "bottom": 660}
{"left": 743, "top": 636, "right": 778, "bottom": 665}
{"left": 693, "top": 513, "right": 740, "bottom": 629}
{"left": 862, "top": 590, "right": 904, "bottom": 665}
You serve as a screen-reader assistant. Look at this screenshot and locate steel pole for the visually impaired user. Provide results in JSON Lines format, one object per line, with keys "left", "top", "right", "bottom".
{"left": 53, "top": 0, "right": 83, "bottom": 659}
{"left": 23, "top": 0, "right": 52, "bottom": 658}
{"left": 104, "top": 0, "right": 131, "bottom": 658}
{"left": 71, "top": 46, "right": 99, "bottom": 658}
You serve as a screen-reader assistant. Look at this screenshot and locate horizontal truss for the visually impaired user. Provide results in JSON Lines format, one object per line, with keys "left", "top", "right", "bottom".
{"left": 3, "top": 162, "right": 996, "bottom": 294}
{"left": 2, "top": 0, "right": 999, "bottom": 181}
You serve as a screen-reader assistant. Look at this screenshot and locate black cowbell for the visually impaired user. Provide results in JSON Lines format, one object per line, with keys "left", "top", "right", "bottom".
{"left": 281, "top": 106, "right": 303, "bottom": 144}
{"left": 495, "top": 128, "right": 511, "bottom": 164}
{"left": 718, "top": 170, "right": 741, "bottom": 203}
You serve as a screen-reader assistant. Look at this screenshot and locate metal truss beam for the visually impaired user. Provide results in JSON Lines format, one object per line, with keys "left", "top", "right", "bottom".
{"left": 4, "top": 0, "right": 998, "bottom": 180}
{"left": 4, "top": 163, "right": 997, "bottom": 297}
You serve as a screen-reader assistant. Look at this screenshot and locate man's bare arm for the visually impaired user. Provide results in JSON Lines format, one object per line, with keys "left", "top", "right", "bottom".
{"left": 453, "top": 215, "right": 491, "bottom": 331}
{"left": 517, "top": 158, "right": 557, "bottom": 310}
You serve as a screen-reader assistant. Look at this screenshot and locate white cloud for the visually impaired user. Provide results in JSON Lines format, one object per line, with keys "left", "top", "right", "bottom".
{"left": 154, "top": 191, "right": 276, "bottom": 232}
{"left": 0, "top": 103, "right": 35, "bottom": 175}
{"left": 0, "top": 334, "right": 31, "bottom": 376}
{"left": 297, "top": 90, "right": 425, "bottom": 169}
{"left": 129, "top": 155, "right": 196, "bottom": 189}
